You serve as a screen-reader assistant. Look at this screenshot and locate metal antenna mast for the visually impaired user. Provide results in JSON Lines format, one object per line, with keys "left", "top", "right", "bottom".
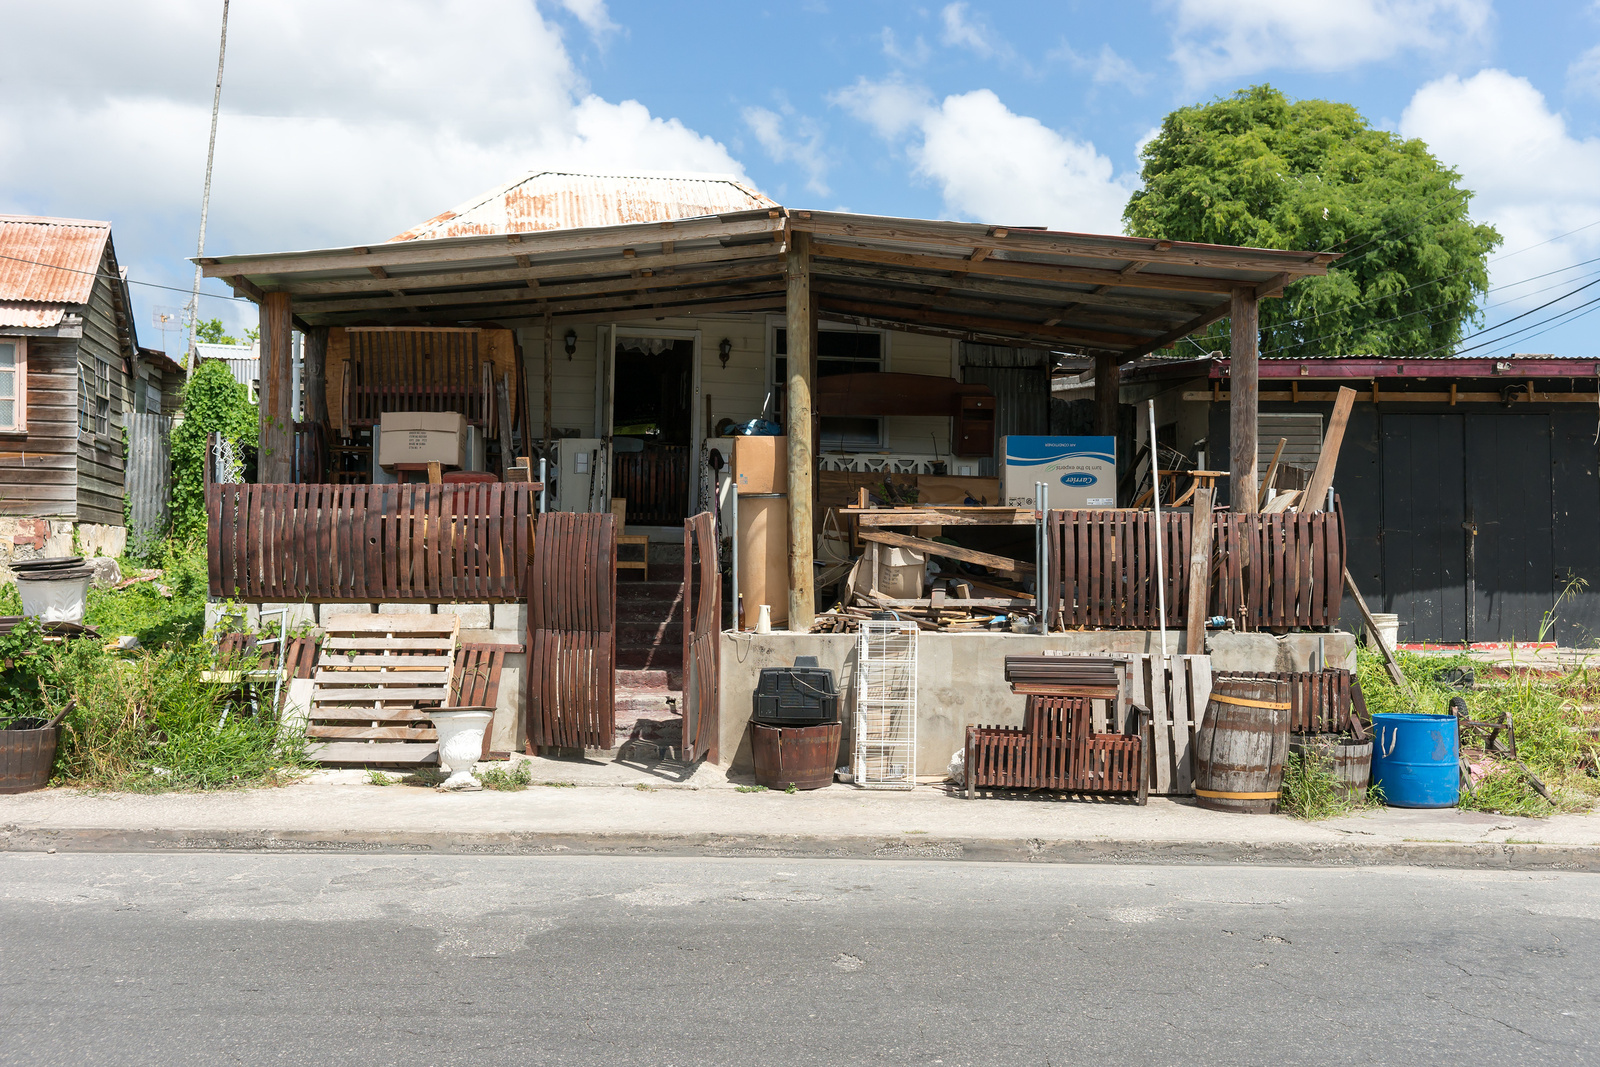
{"left": 186, "top": 0, "right": 231, "bottom": 370}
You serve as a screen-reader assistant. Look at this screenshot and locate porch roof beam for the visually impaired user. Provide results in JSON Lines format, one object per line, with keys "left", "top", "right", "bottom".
{"left": 809, "top": 259, "right": 1215, "bottom": 317}
{"left": 350, "top": 295, "right": 790, "bottom": 332}
{"left": 811, "top": 278, "right": 1190, "bottom": 336}
{"left": 813, "top": 295, "right": 1153, "bottom": 351}
{"left": 791, "top": 211, "right": 1335, "bottom": 276}
{"left": 270, "top": 242, "right": 786, "bottom": 299}
{"left": 290, "top": 261, "right": 785, "bottom": 316}
{"left": 301, "top": 280, "right": 787, "bottom": 326}
{"left": 809, "top": 241, "right": 1245, "bottom": 296}
{"left": 200, "top": 211, "right": 784, "bottom": 278}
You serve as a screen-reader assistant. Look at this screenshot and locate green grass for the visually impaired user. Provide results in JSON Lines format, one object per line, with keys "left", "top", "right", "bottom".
{"left": 1279, "top": 749, "right": 1380, "bottom": 821}
{"left": 1355, "top": 646, "right": 1600, "bottom": 817}
{"left": 475, "top": 763, "right": 533, "bottom": 791}
{"left": 365, "top": 769, "right": 396, "bottom": 787}
{"left": 736, "top": 784, "right": 768, "bottom": 793}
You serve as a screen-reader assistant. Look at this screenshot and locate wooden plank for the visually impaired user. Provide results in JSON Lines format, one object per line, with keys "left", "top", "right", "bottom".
{"left": 1230, "top": 287, "right": 1260, "bottom": 514}
{"left": 309, "top": 741, "right": 438, "bottom": 764}
{"left": 857, "top": 528, "right": 1034, "bottom": 574}
{"left": 1298, "top": 386, "right": 1356, "bottom": 513}
{"left": 1183, "top": 487, "right": 1215, "bottom": 653}
{"left": 307, "top": 725, "right": 439, "bottom": 740}
{"left": 1257, "top": 437, "right": 1287, "bottom": 509}
{"left": 1149, "top": 654, "right": 1172, "bottom": 795}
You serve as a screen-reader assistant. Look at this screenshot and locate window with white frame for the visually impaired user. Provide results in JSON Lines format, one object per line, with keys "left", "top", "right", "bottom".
{"left": 0, "top": 339, "right": 25, "bottom": 433}
{"left": 79, "top": 356, "right": 111, "bottom": 436}
{"left": 773, "top": 327, "right": 885, "bottom": 450}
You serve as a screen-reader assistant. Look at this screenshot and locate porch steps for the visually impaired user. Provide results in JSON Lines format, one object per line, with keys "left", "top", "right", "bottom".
{"left": 614, "top": 542, "right": 688, "bottom": 746}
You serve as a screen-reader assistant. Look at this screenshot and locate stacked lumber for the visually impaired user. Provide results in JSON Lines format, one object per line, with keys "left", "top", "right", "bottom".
{"left": 1003, "top": 656, "right": 1119, "bottom": 691}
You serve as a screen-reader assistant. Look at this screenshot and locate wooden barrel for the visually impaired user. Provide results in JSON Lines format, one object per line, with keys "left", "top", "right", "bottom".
{"left": 750, "top": 722, "right": 842, "bottom": 790}
{"left": 1193, "top": 677, "right": 1290, "bottom": 813}
{"left": 1290, "top": 734, "right": 1373, "bottom": 798}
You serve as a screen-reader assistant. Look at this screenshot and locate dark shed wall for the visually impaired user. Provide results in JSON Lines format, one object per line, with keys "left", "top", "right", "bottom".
{"left": 75, "top": 258, "right": 133, "bottom": 526}
{"left": 1207, "top": 396, "right": 1600, "bottom": 646}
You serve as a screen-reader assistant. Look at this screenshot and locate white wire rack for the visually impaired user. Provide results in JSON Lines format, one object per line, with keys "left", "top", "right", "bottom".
{"left": 853, "top": 620, "right": 918, "bottom": 790}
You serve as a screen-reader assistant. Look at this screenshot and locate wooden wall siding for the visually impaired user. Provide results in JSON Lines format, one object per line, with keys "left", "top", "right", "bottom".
{"left": 343, "top": 328, "right": 490, "bottom": 428}
{"left": 76, "top": 261, "right": 133, "bottom": 525}
{"left": 681, "top": 511, "right": 720, "bottom": 763}
{"left": 125, "top": 413, "right": 172, "bottom": 544}
{"left": 206, "top": 482, "right": 535, "bottom": 602}
{"left": 526, "top": 510, "right": 616, "bottom": 751}
{"left": 1046, "top": 508, "right": 1344, "bottom": 633}
{"left": 0, "top": 336, "right": 80, "bottom": 518}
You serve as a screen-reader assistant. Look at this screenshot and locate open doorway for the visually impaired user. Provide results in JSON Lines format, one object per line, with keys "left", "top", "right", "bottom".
{"left": 610, "top": 336, "right": 695, "bottom": 526}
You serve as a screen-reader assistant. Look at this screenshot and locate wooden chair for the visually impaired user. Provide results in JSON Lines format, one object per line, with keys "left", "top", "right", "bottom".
{"left": 612, "top": 497, "right": 649, "bottom": 580}
{"left": 965, "top": 659, "right": 1149, "bottom": 803}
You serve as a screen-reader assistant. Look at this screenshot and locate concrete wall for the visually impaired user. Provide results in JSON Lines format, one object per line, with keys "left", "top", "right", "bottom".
{"left": 717, "top": 629, "right": 1355, "bottom": 777}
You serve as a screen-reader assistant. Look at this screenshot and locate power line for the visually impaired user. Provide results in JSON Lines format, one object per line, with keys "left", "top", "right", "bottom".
{"left": 0, "top": 251, "right": 250, "bottom": 302}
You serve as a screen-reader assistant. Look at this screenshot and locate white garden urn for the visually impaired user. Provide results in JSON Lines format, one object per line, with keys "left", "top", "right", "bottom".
{"left": 429, "top": 709, "right": 493, "bottom": 790}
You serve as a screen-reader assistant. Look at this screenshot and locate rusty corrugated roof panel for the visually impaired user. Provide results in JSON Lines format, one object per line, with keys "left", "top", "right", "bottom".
{"left": 0, "top": 301, "right": 67, "bottom": 329}
{"left": 0, "top": 215, "right": 111, "bottom": 305}
{"left": 388, "top": 171, "right": 777, "bottom": 242}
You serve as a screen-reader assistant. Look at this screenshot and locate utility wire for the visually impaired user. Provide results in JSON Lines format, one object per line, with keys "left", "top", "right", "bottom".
{"left": 186, "top": 0, "right": 230, "bottom": 369}
{"left": 0, "top": 251, "right": 250, "bottom": 302}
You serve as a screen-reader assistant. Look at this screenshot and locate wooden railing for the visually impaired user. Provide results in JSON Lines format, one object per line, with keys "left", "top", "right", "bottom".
{"left": 207, "top": 483, "right": 534, "bottom": 602}
{"left": 612, "top": 445, "right": 690, "bottom": 526}
{"left": 1047, "top": 507, "right": 1344, "bottom": 633}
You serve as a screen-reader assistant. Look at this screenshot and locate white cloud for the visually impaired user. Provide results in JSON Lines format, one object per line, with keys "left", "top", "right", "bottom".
{"left": 880, "top": 27, "right": 931, "bottom": 67}
{"left": 940, "top": 3, "right": 1006, "bottom": 59}
{"left": 557, "top": 0, "right": 618, "bottom": 36}
{"left": 0, "top": 0, "right": 748, "bottom": 344}
{"left": 1400, "top": 69, "right": 1600, "bottom": 314}
{"left": 1048, "top": 40, "right": 1149, "bottom": 94}
{"left": 742, "top": 105, "right": 831, "bottom": 196}
{"left": 1569, "top": 43, "right": 1600, "bottom": 97}
{"left": 1166, "top": 0, "right": 1492, "bottom": 85}
{"left": 832, "top": 81, "right": 1135, "bottom": 232}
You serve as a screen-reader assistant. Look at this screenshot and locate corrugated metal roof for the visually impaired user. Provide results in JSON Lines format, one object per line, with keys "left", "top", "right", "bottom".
{"left": 0, "top": 215, "right": 111, "bottom": 305}
{"left": 195, "top": 342, "right": 258, "bottom": 391}
{"left": 0, "top": 301, "right": 67, "bottom": 329}
{"left": 388, "top": 171, "right": 777, "bottom": 242}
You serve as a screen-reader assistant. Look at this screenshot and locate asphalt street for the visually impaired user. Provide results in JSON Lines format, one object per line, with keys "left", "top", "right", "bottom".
{"left": 0, "top": 853, "right": 1595, "bottom": 1066}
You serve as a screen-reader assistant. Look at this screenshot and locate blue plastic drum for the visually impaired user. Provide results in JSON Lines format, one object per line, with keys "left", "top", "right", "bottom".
{"left": 1369, "top": 712, "right": 1459, "bottom": 808}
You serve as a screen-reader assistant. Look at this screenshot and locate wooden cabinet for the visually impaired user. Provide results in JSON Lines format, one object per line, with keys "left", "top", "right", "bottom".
{"left": 954, "top": 394, "right": 995, "bottom": 457}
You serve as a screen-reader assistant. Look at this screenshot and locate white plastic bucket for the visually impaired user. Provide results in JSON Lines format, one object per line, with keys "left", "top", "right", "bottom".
{"left": 15, "top": 576, "right": 90, "bottom": 624}
{"left": 1366, "top": 612, "right": 1399, "bottom": 654}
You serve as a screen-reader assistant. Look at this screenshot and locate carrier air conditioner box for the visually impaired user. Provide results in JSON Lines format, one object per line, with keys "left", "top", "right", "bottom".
{"left": 1001, "top": 435, "right": 1117, "bottom": 509}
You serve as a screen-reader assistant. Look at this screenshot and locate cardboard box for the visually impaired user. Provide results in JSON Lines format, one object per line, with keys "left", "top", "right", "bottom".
{"left": 1002, "top": 435, "right": 1116, "bottom": 508}
{"left": 733, "top": 435, "right": 787, "bottom": 495}
{"left": 378, "top": 411, "right": 467, "bottom": 469}
{"left": 736, "top": 496, "right": 789, "bottom": 627}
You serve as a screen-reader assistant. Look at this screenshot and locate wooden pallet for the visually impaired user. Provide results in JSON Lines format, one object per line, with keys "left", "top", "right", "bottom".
{"left": 309, "top": 614, "right": 459, "bottom": 765}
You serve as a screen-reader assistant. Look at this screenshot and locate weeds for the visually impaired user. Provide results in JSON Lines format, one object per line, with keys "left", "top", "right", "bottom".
{"left": 784, "top": 783, "right": 798, "bottom": 794}
{"left": 1279, "top": 750, "right": 1378, "bottom": 821}
{"left": 366, "top": 769, "right": 396, "bottom": 787}
{"left": 1355, "top": 645, "right": 1600, "bottom": 817}
{"left": 634, "top": 782, "right": 656, "bottom": 792}
{"left": 475, "top": 763, "right": 533, "bottom": 791}
{"left": 541, "top": 780, "right": 576, "bottom": 788}
{"left": 736, "top": 784, "right": 768, "bottom": 793}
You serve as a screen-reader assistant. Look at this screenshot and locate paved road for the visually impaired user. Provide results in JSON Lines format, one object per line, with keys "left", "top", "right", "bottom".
{"left": 0, "top": 854, "right": 1595, "bottom": 1066}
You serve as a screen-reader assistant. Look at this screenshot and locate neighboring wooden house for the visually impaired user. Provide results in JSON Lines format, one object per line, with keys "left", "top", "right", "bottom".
{"left": 0, "top": 214, "right": 184, "bottom": 555}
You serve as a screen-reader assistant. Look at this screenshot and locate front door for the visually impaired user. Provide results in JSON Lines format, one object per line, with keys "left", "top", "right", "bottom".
{"left": 609, "top": 335, "right": 697, "bottom": 526}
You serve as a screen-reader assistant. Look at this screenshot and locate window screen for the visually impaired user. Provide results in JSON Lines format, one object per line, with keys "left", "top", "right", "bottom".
{"left": 0, "top": 342, "right": 15, "bottom": 429}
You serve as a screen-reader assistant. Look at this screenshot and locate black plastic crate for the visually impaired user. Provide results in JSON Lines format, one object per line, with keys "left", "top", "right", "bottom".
{"left": 753, "top": 658, "right": 839, "bottom": 725}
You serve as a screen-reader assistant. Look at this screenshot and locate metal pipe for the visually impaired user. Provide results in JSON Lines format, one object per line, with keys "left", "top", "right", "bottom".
{"left": 730, "top": 475, "right": 740, "bottom": 632}
{"left": 1149, "top": 399, "right": 1168, "bottom": 659}
{"left": 1035, "top": 480, "right": 1049, "bottom": 633}
{"left": 538, "top": 458, "right": 547, "bottom": 513}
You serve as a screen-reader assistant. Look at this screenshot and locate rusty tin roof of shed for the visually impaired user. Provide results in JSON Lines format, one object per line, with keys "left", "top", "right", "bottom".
{"left": 388, "top": 171, "right": 777, "bottom": 242}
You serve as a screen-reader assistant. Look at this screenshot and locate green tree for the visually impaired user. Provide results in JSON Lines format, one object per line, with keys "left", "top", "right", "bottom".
{"left": 193, "top": 317, "right": 238, "bottom": 346}
{"left": 169, "top": 359, "right": 257, "bottom": 541}
{"left": 1124, "top": 85, "right": 1501, "bottom": 359}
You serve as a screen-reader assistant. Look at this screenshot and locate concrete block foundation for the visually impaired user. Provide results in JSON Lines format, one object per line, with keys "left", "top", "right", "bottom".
{"left": 717, "top": 629, "right": 1356, "bottom": 777}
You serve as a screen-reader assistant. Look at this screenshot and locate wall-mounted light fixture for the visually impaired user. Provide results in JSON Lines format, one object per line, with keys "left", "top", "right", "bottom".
{"left": 563, "top": 329, "right": 578, "bottom": 359}
{"left": 718, "top": 337, "right": 732, "bottom": 369}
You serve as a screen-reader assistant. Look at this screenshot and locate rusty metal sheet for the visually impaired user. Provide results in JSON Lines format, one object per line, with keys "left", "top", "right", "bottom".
{"left": 0, "top": 301, "right": 66, "bottom": 329}
{"left": 526, "top": 510, "right": 617, "bottom": 751}
{"left": 388, "top": 171, "right": 777, "bottom": 242}
{"left": 681, "top": 511, "right": 720, "bottom": 763}
{"left": 0, "top": 215, "right": 110, "bottom": 305}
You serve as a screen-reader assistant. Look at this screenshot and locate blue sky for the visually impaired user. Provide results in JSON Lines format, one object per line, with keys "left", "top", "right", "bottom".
{"left": 2, "top": 0, "right": 1597, "bottom": 359}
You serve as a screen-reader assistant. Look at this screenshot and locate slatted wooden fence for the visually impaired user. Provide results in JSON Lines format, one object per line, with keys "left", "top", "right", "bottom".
{"left": 1046, "top": 508, "right": 1344, "bottom": 633}
{"left": 681, "top": 511, "right": 720, "bottom": 763}
{"left": 1214, "top": 669, "right": 1360, "bottom": 736}
{"left": 612, "top": 446, "right": 691, "bottom": 526}
{"left": 453, "top": 641, "right": 524, "bottom": 760}
{"left": 206, "top": 483, "right": 534, "bottom": 602}
{"left": 307, "top": 614, "right": 460, "bottom": 765}
{"left": 345, "top": 327, "right": 489, "bottom": 427}
{"left": 526, "top": 510, "right": 616, "bottom": 751}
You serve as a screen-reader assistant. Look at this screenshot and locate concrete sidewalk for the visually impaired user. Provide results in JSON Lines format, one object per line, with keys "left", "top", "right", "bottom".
{"left": 2, "top": 756, "right": 1598, "bottom": 869}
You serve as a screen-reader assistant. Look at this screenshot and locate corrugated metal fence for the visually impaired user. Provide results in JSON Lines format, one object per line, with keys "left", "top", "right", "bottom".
{"left": 125, "top": 412, "right": 172, "bottom": 546}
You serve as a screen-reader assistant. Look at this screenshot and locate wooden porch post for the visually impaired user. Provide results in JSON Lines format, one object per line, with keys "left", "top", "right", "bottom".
{"left": 303, "top": 326, "right": 328, "bottom": 428}
{"left": 542, "top": 312, "right": 553, "bottom": 453}
{"left": 258, "top": 291, "right": 293, "bottom": 483}
{"left": 1093, "top": 351, "right": 1118, "bottom": 436}
{"left": 1229, "top": 287, "right": 1259, "bottom": 514}
{"left": 785, "top": 230, "right": 815, "bottom": 631}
